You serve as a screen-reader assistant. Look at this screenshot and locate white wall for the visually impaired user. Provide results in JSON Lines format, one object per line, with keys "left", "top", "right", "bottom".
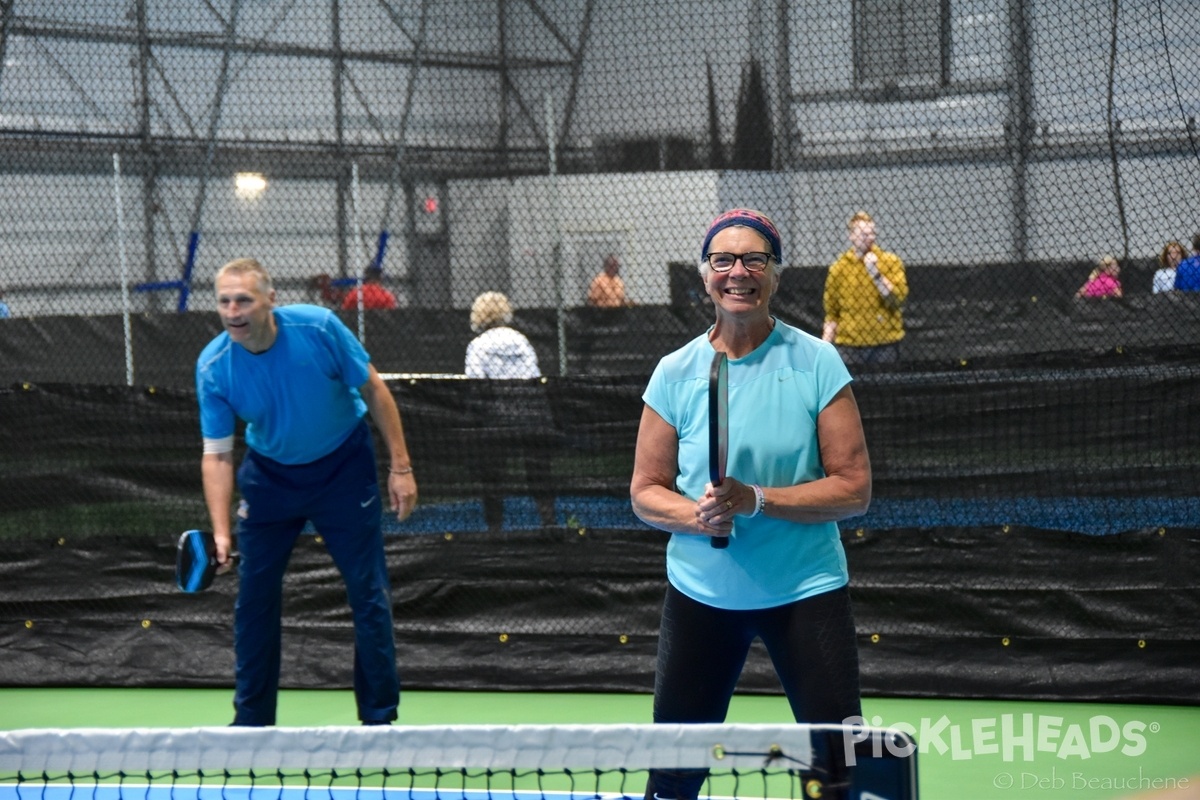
{"left": 448, "top": 179, "right": 511, "bottom": 307}
{"left": 500, "top": 171, "right": 728, "bottom": 309}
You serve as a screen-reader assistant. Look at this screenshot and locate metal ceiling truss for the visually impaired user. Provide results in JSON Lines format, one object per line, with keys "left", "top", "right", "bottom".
{"left": 0, "top": 0, "right": 595, "bottom": 303}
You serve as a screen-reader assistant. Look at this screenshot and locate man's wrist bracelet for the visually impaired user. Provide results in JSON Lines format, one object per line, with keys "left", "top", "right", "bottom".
{"left": 749, "top": 484, "right": 765, "bottom": 517}
{"left": 389, "top": 466, "right": 413, "bottom": 475}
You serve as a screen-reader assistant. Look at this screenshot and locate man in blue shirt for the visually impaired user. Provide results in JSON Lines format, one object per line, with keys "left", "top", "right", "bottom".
{"left": 196, "top": 258, "right": 417, "bottom": 726}
{"left": 1175, "top": 235, "right": 1200, "bottom": 292}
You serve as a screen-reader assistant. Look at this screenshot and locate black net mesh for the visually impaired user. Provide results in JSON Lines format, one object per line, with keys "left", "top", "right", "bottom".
{"left": 1, "top": 0, "right": 1199, "bottom": 702}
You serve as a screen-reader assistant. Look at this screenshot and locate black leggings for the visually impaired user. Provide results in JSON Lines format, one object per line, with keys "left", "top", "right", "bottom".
{"left": 648, "top": 584, "right": 862, "bottom": 799}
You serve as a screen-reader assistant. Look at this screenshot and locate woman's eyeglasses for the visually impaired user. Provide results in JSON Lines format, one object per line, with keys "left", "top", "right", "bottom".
{"left": 706, "top": 252, "right": 772, "bottom": 273}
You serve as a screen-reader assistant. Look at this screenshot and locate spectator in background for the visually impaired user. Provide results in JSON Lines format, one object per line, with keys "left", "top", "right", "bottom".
{"left": 0, "top": 285, "right": 10, "bottom": 318}
{"left": 465, "top": 292, "right": 540, "bottom": 379}
{"left": 1174, "top": 234, "right": 1200, "bottom": 293}
{"left": 308, "top": 273, "right": 343, "bottom": 308}
{"left": 342, "top": 265, "right": 398, "bottom": 310}
{"left": 822, "top": 211, "right": 908, "bottom": 366}
{"left": 464, "top": 291, "right": 556, "bottom": 531}
{"left": 1076, "top": 255, "right": 1123, "bottom": 298}
{"left": 587, "top": 255, "right": 631, "bottom": 307}
{"left": 1153, "top": 241, "right": 1185, "bottom": 293}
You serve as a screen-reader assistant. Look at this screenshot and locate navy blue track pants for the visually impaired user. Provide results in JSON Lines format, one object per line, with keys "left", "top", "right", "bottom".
{"left": 232, "top": 422, "right": 398, "bottom": 726}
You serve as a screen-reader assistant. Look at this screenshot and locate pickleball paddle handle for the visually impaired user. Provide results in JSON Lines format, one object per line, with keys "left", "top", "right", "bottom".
{"left": 709, "top": 351, "right": 730, "bottom": 550}
{"left": 709, "top": 478, "right": 729, "bottom": 549}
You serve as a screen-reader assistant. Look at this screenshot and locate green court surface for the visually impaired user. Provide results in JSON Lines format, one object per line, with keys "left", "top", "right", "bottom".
{"left": 2, "top": 689, "right": 1197, "bottom": 800}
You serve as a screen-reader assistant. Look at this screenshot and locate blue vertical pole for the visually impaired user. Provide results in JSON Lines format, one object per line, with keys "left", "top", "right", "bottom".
{"left": 178, "top": 231, "right": 200, "bottom": 312}
{"left": 373, "top": 230, "right": 389, "bottom": 269}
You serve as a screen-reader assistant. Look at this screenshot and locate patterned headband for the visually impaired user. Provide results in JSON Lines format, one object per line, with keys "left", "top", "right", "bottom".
{"left": 701, "top": 208, "right": 783, "bottom": 263}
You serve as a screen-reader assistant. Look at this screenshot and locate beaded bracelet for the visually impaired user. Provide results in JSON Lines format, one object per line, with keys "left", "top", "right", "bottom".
{"left": 749, "top": 484, "right": 765, "bottom": 517}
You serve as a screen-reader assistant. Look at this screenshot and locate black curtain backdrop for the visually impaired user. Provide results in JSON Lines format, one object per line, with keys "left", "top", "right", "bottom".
{"left": 4, "top": 261, "right": 1199, "bottom": 389}
{"left": 2, "top": 355, "right": 1198, "bottom": 704}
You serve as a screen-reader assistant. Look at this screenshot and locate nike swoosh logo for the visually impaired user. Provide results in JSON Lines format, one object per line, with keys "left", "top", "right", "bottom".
{"left": 360, "top": 496, "right": 377, "bottom": 508}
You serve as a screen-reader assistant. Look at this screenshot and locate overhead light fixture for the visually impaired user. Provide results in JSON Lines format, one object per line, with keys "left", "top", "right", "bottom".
{"left": 235, "top": 172, "right": 267, "bottom": 199}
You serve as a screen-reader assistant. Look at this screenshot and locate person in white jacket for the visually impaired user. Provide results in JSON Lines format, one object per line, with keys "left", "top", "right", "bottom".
{"left": 465, "top": 292, "right": 540, "bottom": 379}
{"left": 464, "top": 292, "right": 556, "bottom": 530}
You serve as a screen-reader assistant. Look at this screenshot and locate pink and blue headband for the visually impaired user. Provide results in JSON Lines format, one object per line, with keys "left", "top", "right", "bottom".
{"left": 701, "top": 208, "right": 783, "bottom": 263}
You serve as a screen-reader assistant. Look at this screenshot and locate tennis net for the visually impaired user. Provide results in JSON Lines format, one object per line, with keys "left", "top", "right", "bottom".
{"left": 0, "top": 723, "right": 917, "bottom": 800}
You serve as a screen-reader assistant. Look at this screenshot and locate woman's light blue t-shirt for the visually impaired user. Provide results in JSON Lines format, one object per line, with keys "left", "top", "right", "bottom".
{"left": 642, "top": 320, "right": 853, "bottom": 610}
{"left": 196, "top": 305, "right": 371, "bottom": 465}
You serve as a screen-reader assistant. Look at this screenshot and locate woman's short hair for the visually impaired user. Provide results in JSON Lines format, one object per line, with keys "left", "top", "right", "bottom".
{"left": 470, "top": 291, "right": 513, "bottom": 333}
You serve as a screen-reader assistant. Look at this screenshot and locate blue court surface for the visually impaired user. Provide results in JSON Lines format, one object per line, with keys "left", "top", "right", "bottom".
{"left": 2, "top": 763, "right": 845, "bottom": 800}
{"left": 0, "top": 790, "right": 643, "bottom": 800}
{"left": 384, "top": 494, "right": 1199, "bottom": 536}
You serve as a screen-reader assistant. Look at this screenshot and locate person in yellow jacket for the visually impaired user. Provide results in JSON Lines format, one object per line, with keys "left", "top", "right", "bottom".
{"left": 822, "top": 211, "right": 908, "bottom": 366}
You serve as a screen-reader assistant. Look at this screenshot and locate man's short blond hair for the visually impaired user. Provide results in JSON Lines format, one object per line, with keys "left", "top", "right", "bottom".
{"left": 215, "top": 258, "right": 273, "bottom": 293}
{"left": 847, "top": 211, "right": 875, "bottom": 231}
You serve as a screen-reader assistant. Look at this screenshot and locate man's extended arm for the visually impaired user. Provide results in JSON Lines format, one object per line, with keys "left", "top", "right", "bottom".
{"left": 201, "top": 450, "right": 236, "bottom": 571}
{"left": 360, "top": 364, "right": 418, "bottom": 521}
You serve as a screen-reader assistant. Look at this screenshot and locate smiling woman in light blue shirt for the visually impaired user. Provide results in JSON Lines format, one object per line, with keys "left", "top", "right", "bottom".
{"left": 631, "top": 209, "right": 873, "bottom": 800}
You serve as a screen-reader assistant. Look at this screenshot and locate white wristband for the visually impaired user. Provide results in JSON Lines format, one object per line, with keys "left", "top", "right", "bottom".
{"left": 749, "top": 484, "right": 765, "bottom": 517}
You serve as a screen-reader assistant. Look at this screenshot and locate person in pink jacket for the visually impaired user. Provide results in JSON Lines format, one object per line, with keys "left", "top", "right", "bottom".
{"left": 1076, "top": 255, "right": 1123, "bottom": 299}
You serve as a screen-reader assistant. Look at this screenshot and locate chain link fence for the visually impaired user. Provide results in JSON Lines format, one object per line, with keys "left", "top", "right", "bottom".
{"left": 1, "top": 0, "right": 1199, "bottom": 379}
{"left": 2, "top": 0, "right": 1199, "bottom": 700}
